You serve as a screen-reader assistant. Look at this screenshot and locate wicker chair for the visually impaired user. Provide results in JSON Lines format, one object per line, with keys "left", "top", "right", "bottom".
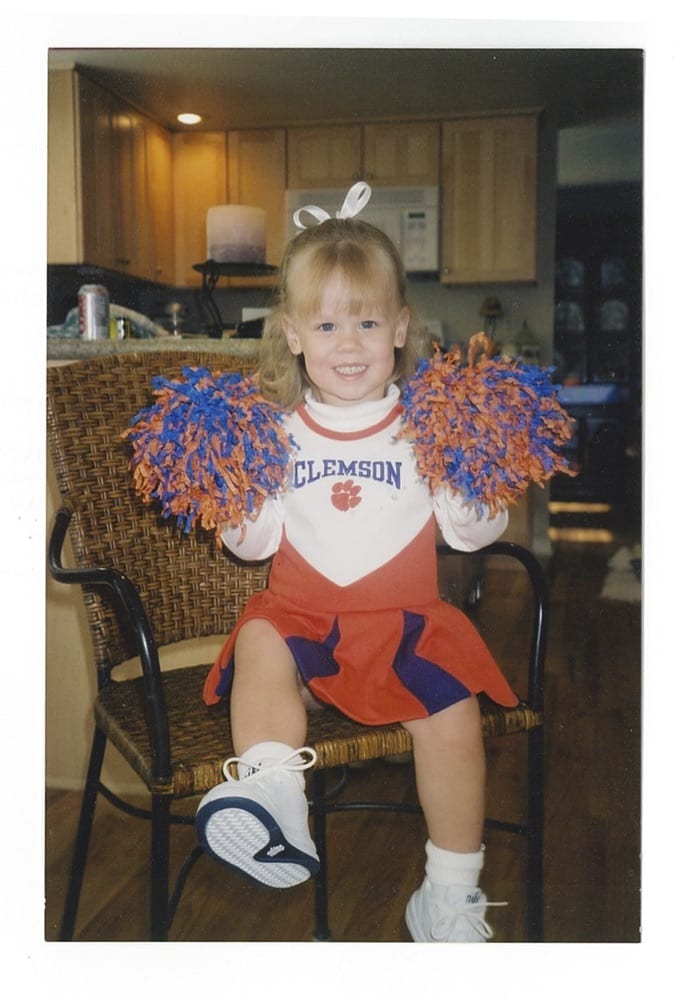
{"left": 47, "top": 351, "right": 548, "bottom": 942}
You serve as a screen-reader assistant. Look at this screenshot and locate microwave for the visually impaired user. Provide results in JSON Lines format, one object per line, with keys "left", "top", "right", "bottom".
{"left": 284, "top": 186, "right": 440, "bottom": 273}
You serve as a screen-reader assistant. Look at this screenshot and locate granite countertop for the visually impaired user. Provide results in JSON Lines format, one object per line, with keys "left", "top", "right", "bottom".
{"left": 47, "top": 335, "right": 261, "bottom": 362}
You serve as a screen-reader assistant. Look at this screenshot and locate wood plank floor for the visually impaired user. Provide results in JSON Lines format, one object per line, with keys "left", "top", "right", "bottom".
{"left": 44, "top": 529, "right": 641, "bottom": 943}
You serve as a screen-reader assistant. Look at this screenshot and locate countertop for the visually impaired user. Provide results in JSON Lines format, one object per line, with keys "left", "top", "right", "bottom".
{"left": 47, "top": 335, "right": 261, "bottom": 362}
{"left": 557, "top": 384, "right": 630, "bottom": 406}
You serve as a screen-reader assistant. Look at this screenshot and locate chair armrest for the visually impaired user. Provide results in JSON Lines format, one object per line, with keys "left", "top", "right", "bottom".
{"left": 437, "top": 540, "right": 548, "bottom": 714}
{"left": 48, "top": 504, "right": 172, "bottom": 780}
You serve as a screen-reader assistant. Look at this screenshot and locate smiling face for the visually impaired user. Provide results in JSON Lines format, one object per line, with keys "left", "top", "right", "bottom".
{"left": 281, "top": 249, "right": 409, "bottom": 407}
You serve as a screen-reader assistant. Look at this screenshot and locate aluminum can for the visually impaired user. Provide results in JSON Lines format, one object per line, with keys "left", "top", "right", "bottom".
{"left": 78, "top": 284, "right": 110, "bottom": 340}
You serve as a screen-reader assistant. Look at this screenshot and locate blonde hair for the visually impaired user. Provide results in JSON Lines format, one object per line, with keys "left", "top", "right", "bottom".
{"left": 258, "top": 218, "right": 425, "bottom": 408}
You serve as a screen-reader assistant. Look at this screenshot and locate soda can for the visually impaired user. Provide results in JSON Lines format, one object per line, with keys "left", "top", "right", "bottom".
{"left": 78, "top": 284, "right": 110, "bottom": 340}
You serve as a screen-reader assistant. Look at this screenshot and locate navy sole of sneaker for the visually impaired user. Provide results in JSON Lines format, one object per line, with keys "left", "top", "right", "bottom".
{"left": 195, "top": 795, "right": 320, "bottom": 889}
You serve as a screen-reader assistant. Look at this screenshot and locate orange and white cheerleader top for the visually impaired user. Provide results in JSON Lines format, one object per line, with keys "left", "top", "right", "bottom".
{"left": 202, "top": 384, "right": 519, "bottom": 725}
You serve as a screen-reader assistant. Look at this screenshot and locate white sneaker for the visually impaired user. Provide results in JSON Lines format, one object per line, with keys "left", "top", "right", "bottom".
{"left": 406, "top": 879, "right": 504, "bottom": 942}
{"left": 196, "top": 746, "right": 319, "bottom": 888}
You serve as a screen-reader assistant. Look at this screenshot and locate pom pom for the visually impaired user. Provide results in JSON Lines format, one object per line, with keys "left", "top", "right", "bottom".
{"left": 399, "top": 333, "right": 575, "bottom": 515}
{"left": 122, "top": 367, "right": 293, "bottom": 538}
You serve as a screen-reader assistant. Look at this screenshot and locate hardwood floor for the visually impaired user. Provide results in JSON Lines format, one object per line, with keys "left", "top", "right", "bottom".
{"left": 44, "top": 528, "right": 641, "bottom": 943}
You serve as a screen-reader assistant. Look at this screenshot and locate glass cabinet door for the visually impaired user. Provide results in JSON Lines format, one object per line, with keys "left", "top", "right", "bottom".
{"left": 553, "top": 186, "right": 641, "bottom": 389}
{"left": 554, "top": 256, "right": 587, "bottom": 384}
{"left": 595, "top": 255, "right": 631, "bottom": 383}
{"left": 551, "top": 183, "right": 642, "bottom": 505}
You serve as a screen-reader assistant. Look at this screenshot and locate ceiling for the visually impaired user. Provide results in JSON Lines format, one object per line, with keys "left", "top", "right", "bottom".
{"left": 47, "top": 47, "right": 644, "bottom": 133}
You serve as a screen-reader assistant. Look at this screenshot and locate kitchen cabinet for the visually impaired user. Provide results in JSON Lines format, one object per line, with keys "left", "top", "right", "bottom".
{"left": 109, "top": 102, "right": 149, "bottom": 276}
{"left": 78, "top": 72, "right": 147, "bottom": 275}
{"left": 77, "top": 73, "right": 116, "bottom": 269}
{"left": 48, "top": 70, "right": 111, "bottom": 268}
{"left": 286, "top": 122, "right": 440, "bottom": 188}
{"left": 144, "top": 120, "right": 175, "bottom": 283}
{"left": 50, "top": 69, "right": 540, "bottom": 294}
{"left": 172, "top": 131, "right": 227, "bottom": 286}
{"left": 227, "top": 128, "right": 287, "bottom": 273}
{"left": 553, "top": 189, "right": 641, "bottom": 388}
{"left": 48, "top": 69, "right": 175, "bottom": 282}
{"left": 440, "top": 114, "right": 538, "bottom": 284}
{"left": 363, "top": 122, "right": 440, "bottom": 186}
{"left": 551, "top": 184, "right": 642, "bottom": 504}
{"left": 287, "top": 125, "right": 362, "bottom": 188}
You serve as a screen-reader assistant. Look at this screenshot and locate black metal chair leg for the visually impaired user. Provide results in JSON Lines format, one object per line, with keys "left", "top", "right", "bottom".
{"left": 58, "top": 725, "right": 107, "bottom": 940}
{"left": 311, "top": 771, "right": 331, "bottom": 941}
{"left": 526, "top": 726, "right": 544, "bottom": 942}
{"left": 150, "top": 794, "right": 172, "bottom": 941}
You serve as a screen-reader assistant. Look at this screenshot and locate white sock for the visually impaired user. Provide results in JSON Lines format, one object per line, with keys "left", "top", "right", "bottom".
{"left": 425, "top": 840, "right": 485, "bottom": 888}
{"left": 237, "top": 741, "right": 303, "bottom": 782}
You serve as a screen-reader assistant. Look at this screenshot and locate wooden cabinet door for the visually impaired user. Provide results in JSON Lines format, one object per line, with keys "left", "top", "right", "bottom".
{"left": 363, "top": 121, "right": 440, "bottom": 186}
{"left": 228, "top": 128, "right": 286, "bottom": 271}
{"left": 287, "top": 125, "right": 362, "bottom": 188}
{"left": 75, "top": 72, "right": 116, "bottom": 270}
{"left": 145, "top": 120, "right": 175, "bottom": 283}
{"left": 172, "top": 131, "right": 227, "bottom": 286}
{"left": 51, "top": 71, "right": 172, "bottom": 281}
{"left": 109, "top": 106, "right": 148, "bottom": 276}
{"left": 440, "top": 115, "right": 538, "bottom": 284}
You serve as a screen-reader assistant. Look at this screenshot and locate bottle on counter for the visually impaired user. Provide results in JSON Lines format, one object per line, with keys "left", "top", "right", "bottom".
{"left": 109, "top": 316, "right": 132, "bottom": 340}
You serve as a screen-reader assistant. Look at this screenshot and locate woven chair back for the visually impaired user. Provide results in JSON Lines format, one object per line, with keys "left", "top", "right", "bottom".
{"left": 47, "top": 351, "right": 270, "bottom": 674}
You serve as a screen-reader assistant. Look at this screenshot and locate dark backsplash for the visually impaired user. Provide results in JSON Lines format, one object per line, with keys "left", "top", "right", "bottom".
{"left": 47, "top": 265, "right": 183, "bottom": 328}
{"left": 47, "top": 264, "right": 275, "bottom": 335}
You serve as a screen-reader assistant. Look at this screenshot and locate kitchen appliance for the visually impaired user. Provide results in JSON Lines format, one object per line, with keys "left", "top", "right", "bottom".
{"left": 285, "top": 186, "right": 440, "bottom": 273}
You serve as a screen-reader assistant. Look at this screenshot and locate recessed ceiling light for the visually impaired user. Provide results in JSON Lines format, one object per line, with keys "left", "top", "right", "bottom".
{"left": 177, "top": 113, "right": 202, "bottom": 125}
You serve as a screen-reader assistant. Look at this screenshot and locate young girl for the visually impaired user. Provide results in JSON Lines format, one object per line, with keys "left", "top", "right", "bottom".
{"left": 195, "top": 191, "right": 518, "bottom": 942}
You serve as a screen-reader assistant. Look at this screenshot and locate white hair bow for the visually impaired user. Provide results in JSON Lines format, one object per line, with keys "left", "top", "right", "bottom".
{"left": 292, "top": 181, "right": 372, "bottom": 230}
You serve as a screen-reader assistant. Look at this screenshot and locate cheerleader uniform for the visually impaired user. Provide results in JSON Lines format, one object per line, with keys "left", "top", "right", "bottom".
{"left": 203, "top": 384, "right": 518, "bottom": 723}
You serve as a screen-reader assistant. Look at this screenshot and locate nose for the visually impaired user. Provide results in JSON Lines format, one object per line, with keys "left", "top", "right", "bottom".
{"left": 336, "top": 323, "right": 362, "bottom": 352}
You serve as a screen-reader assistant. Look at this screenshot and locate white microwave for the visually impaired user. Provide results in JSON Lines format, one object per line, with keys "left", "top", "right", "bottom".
{"left": 284, "top": 185, "right": 440, "bottom": 273}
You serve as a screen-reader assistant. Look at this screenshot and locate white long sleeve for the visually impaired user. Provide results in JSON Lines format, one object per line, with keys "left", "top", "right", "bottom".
{"left": 219, "top": 495, "right": 284, "bottom": 562}
{"left": 432, "top": 487, "right": 508, "bottom": 552}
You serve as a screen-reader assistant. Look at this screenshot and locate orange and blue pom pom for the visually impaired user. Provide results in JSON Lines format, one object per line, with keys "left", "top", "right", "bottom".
{"left": 400, "top": 335, "right": 574, "bottom": 515}
{"left": 122, "top": 367, "right": 293, "bottom": 537}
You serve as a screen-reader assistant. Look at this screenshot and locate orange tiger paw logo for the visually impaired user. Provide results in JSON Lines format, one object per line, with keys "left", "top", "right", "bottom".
{"left": 331, "top": 479, "right": 362, "bottom": 511}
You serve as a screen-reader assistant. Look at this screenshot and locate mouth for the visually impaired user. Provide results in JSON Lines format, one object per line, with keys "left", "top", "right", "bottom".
{"left": 334, "top": 365, "right": 367, "bottom": 377}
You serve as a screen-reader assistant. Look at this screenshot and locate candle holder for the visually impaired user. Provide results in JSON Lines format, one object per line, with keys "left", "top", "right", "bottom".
{"left": 193, "top": 261, "right": 278, "bottom": 338}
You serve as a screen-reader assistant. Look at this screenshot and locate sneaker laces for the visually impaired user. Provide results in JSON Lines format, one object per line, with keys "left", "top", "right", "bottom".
{"left": 222, "top": 746, "right": 318, "bottom": 782}
{"left": 431, "top": 894, "right": 507, "bottom": 942}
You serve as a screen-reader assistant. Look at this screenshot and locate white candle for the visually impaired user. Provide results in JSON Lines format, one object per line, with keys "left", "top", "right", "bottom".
{"left": 206, "top": 205, "right": 266, "bottom": 263}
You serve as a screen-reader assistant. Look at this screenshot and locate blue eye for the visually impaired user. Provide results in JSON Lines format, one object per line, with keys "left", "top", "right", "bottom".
{"left": 319, "top": 322, "right": 335, "bottom": 333}
{"left": 360, "top": 320, "right": 378, "bottom": 330}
